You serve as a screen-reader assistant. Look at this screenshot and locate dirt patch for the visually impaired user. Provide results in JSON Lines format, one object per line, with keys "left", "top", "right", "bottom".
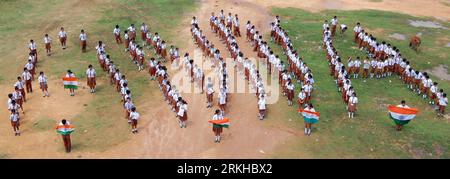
{"left": 389, "top": 33, "right": 406, "bottom": 40}
{"left": 250, "top": 0, "right": 450, "bottom": 21}
{"left": 408, "top": 20, "right": 448, "bottom": 29}
{"left": 426, "top": 64, "right": 450, "bottom": 81}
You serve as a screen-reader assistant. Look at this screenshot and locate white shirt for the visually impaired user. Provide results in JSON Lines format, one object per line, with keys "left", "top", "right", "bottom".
{"left": 129, "top": 111, "right": 140, "bottom": 120}
{"left": 10, "top": 113, "right": 19, "bottom": 122}
{"left": 113, "top": 28, "right": 120, "bottom": 35}
{"left": 28, "top": 42, "right": 37, "bottom": 50}
{"left": 22, "top": 71, "right": 32, "bottom": 81}
{"left": 349, "top": 96, "right": 358, "bottom": 104}
{"left": 79, "top": 33, "right": 87, "bottom": 41}
{"left": 58, "top": 31, "right": 67, "bottom": 38}
{"left": 258, "top": 98, "right": 266, "bottom": 110}
{"left": 177, "top": 104, "right": 187, "bottom": 116}
{"left": 44, "top": 36, "right": 52, "bottom": 44}
{"left": 86, "top": 68, "right": 96, "bottom": 78}
{"left": 38, "top": 75, "right": 47, "bottom": 83}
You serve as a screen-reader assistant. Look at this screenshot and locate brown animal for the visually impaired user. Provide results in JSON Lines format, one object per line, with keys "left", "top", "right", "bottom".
{"left": 409, "top": 35, "right": 421, "bottom": 52}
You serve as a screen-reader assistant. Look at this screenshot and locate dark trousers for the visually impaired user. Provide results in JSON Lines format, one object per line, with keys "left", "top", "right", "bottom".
{"left": 62, "top": 135, "right": 71, "bottom": 153}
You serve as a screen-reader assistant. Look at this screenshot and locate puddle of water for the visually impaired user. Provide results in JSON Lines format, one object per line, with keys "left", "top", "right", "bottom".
{"left": 389, "top": 33, "right": 406, "bottom": 40}
{"left": 408, "top": 20, "right": 447, "bottom": 29}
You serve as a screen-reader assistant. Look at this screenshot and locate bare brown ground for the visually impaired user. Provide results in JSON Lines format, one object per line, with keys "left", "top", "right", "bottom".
{"left": 252, "top": 0, "right": 450, "bottom": 21}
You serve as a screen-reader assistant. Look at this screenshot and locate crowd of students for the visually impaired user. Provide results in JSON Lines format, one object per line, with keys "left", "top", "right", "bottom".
{"left": 322, "top": 17, "right": 359, "bottom": 119}
{"left": 208, "top": 11, "right": 268, "bottom": 120}
{"left": 322, "top": 15, "right": 447, "bottom": 117}
{"left": 114, "top": 23, "right": 190, "bottom": 129}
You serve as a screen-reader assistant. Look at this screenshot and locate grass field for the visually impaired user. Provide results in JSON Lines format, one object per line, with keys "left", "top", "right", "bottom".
{"left": 265, "top": 8, "right": 450, "bottom": 158}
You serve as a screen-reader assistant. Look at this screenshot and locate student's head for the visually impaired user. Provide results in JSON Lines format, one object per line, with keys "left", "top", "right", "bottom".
{"left": 39, "top": 71, "right": 44, "bottom": 75}
{"left": 11, "top": 109, "right": 16, "bottom": 114}
{"left": 124, "top": 30, "right": 128, "bottom": 33}
{"left": 45, "top": 34, "right": 48, "bottom": 37}
{"left": 121, "top": 75, "right": 126, "bottom": 79}
{"left": 67, "top": 70, "right": 72, "bottom": 74}
{"left": 61, "top": 27, "right": 64, "bottom": 30}
{"left": 30, "top": 39, "right": 34, "bottom": 43}
{"left": 88, "top": 64, "right": 92, "bottom": 68}
{"left": 131, "top": 107, "right": 136, "bottom": 112}
{"left": 309, "top": 103, "right": 314, "bottom": 108}
{"left": 81, "top": 29, "right": 84, "bottom": 33}
{"left": 8, "top": 93, "right": 13, "bottom": 98}
{"left": 23, "top": 68, "right": 28, "bottom": 72}
{"left": 215, "top": 109, "right": 221, "bottom": 114}
{"left": 444, "top": 93, "right": 447, "bottom": 98}
{"left": 17, "top": 76, "right": 22, "bottom": 80}
{"left": 115, "top": 24, "right": 119, "bottom": 28}
{"left": 357, "top": 22, "right": 360, "bottom": 25}
{"left": 61, "top": 119, "right": 67, "bottom": 125}
{"left": 126, "top": 90, "right": 131, "bottom": 95}
{"left": 401, "top": 100, "right": 406, "bottom": 105}
{"left": 131, "top": 23, "right": 134, "bottom": 27}
{"left": 126, "top": 97, "right": 131, "bottom": 102}
{"left": 11, "top": 100, "right": 16, "bottom": 104}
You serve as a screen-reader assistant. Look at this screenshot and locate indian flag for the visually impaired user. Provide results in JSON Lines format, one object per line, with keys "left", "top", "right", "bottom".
{"left": 56, "top": 124, "right": 75, "bottom": 135}
{"left": 298, "top": 109, "right": 320, "bottom": 124}
{"left": 388, "top": 105, "right": 419, "bottom": 126}
{"left": 63, "top": 77, "right": 78, "bottom": 89}
{"left": 208, "top": 118, "right": 230, "bottom": 128}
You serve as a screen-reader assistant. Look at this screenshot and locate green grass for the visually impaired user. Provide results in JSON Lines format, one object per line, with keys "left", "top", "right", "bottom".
{"left": 32, "top": 118, "right": 57, "bottom": 132}
{"left": 266, "top": 8, "right": 450, "bottom": 158}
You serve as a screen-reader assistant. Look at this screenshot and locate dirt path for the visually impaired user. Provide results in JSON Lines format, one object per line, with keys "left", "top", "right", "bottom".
{"left": 252, "top": 0, "right": 450, "bottom": 21}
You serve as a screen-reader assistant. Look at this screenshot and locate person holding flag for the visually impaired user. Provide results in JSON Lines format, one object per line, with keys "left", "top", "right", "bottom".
{"left": 209, "top": 109, "right": 230, "bottom": 143}
{"left": 388, "top": 100, "right": 419, "bottom": 131}
{"left": 56, "top": 119, "right": 75, "bottom": 153}
{"left": 63, "top": 70, "right": 78, "bottom": 96}
{"left": 299, "top": 103, "right": 320, "bottom": 136}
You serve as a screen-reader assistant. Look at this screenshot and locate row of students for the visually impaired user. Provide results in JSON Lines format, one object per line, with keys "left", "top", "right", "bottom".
{"left": 353, "top": 23, "right": 448, "bottom": 116}
{"left": 115, "top": 24, "right": 168, "bottom": 63}
{"left": 209, "top": 13, "right": 267, "bottom": 119}
{"left": 193, "top": 21, "right": 231, "bottom": 116}
{"left": 270, "top": 18, "right": 316, "bottom": 112}
{"left": 40, "top": 27, "right": 88, "bottom": 55}
{"left": 94, "top": 40, "right": 140, "bottom": 133}
{"left": 207, "top": 10, "right": 241, "bottom": 37}
{"left": 155, "top": 62, "right": 189, "bottom": 128}
{"left": 323, "top": 22, "right": 359, "bottom": 118}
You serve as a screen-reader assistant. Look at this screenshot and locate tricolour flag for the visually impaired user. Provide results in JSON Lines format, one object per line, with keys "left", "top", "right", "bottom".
{"left": 208, "top": 118, "right": 230, "bottom": 128}
{"left": 298, "top": 109, "right": 320, "bottom": 124}
{"left": 63, "top": 77, "right": 78, "bottom": 89}
{"left": 56, "top": 124, "right": 75, "bottom": 135}
{"left": 388, "top": 105, "right": 418, "bottom": 126}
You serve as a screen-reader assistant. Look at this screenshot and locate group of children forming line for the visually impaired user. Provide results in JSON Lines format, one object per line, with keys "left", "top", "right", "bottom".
{"left": 113, "top": 23, "right": 190, "bottom": 129}
{"left": 270, "top": 16, "right": 317, "bottom": 135}
{"left": 192, "top": 14, "right": 233, "bottom": 118}
{"left": 93, "top": 39, "right": 140, "bottom": 133}
{"left": 7, "top": 26, "right": 90, "bottom": 136}
{"left": 323, "top": 16, "right": 448, "bottom": 117}
{"left": 208, "top": 10, "right": 269, "bottom": 120}
{"left": 323, "top": 17, "right": 359, "bottom": 119}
